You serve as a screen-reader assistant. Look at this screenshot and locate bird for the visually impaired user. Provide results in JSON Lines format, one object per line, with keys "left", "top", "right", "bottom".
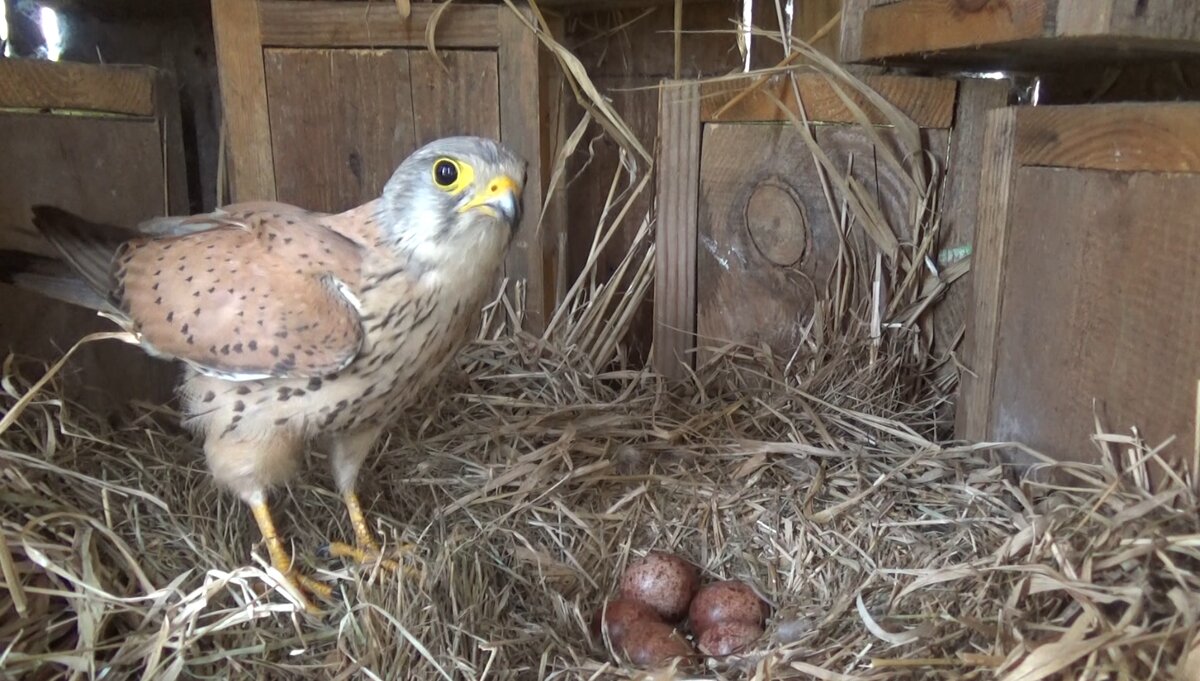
{"left": 1, "top": 136, "right": 527, "bottom": 611}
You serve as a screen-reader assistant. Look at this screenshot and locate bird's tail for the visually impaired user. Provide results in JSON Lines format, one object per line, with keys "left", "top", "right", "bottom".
{"left": 0, "top": 206, "right": 134, "bottom": 314}
{"left": 0, "top": 249, "right": 115, "bottom": 312}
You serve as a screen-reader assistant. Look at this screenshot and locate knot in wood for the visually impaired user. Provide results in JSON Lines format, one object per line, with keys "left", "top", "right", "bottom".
{"left": 743, "top": 179, "right": 807, "bottom": 267}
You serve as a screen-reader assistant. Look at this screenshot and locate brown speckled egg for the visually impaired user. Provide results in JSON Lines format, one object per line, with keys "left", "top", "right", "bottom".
{"left": 621, "top": 619, "right": 696, "bottom": 667}
{"left": 619, "top": 551, "right": 699, "bottom": 621}
{"left": 688, "top": 580, "right": 769, "bottom": 635}
{"left": 590, "top": 599, "right": 661, "bottom": 649}
{"left": 697, "top": 620, "right": 763, "bottom": 657}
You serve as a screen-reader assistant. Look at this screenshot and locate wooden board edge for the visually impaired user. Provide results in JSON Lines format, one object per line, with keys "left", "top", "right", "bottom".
{"left": 498, "top": 3, "right": 549, "bottom": 333}
{"left": 258, "top": 0, "right": 502, "bottom": 48}
{"left": 1014, "top": 103, "right": 1200, "bottom": 173}
{"left": 698, "top": 72, "right": 957, "bottom": 129}
{"left": 837, "top": 0, "right": 869, "bottom": 63}
{"left": 932, "top": 77, "right": 1010, "bottom": 376}
{"left": 0, "top": 59, "right": 157, "bottom": 116}
{"left": 858, "top": 0, "right": 1048, "bottom": 60}
{"left": 153, "top": 70, "right": 191, "bottom": 216}
{"left": 212, "top": 0, "right": 277, "bottom": 202}
{"left": 955, "top": 106, "right": 1019, "bottom": 443}
{"left": 652, "top": 80, "right": 700, "bottom": 380}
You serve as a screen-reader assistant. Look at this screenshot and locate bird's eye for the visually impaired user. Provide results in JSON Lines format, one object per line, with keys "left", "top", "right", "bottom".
{"left": 433, "top": 159, "right": 459, "bottom": 187}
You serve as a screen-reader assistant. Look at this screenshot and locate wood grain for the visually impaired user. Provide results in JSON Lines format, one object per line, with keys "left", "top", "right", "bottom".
{"left": 858, "top": 0, "right": 1049, "bottom": 59}
{"left": 264, "top": 48, "right": 418, "bottom": 213}
{"left": 653, "top": 81, "right": 701, "bottom": 380}
{"left": 258, "top": 0, "right": 501, "bottom": 48}
{"left": 839, "top": 0, "right": 870, "bottom": 62}
{"left": 154, "top": 69, "right": 191, "bottom": 216}
{"left": 1057, "top": 0, "right": 1200, "bottom": 41}
{"left": 932, "top": 77, "right": 1009, "bottom": 368}
{"left": 498, "top": 4, "right": 549, "bottom": 332}
{"left": 989, "top": 166, "right": 1200, "bottom": 478}
{"left": 0, "top": 59, "right": 156, "bottom": 115}
{"left": 409, "top": 50, "right": 500, "bottom": 144}
{"left": 212, "top": 0, "right": 277, "bottom": 202}
{"left": 955, "top": 106, "right": 1017, "bottom": 443}
{"left": 1014, "top": 103, "right": 1200, "bottom": 173}
{"left": 699, "top": 72, "right": 956, "bottom": 128}
{"left": 694, "top": 123, "right": 947, "bottom": 365}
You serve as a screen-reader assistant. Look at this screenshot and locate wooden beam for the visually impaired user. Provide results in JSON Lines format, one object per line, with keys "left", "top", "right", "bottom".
{"left": 153, "top": 69, "right": 191, "bottom": 216}
{"left": 933, "top": 77, "right": 1009, "bottom": 371}
{"left": 498, "top": 3, "right": 549, "bottom": 332}
{"left": 212, "top": 0, "right": 276, "bottom": 202}
{"left": 699, "top": 72, "right": 956, "bottom": 128}
{"left": 258, "top": 1, "right": 501, "bottom": 48}
{"left": 1014, "top": 104, "right": 1200, "bottom": 173}
{"left": 0, "top": 59, "right": 156, "bottom": 116}
{"left": 653, "top": 81, "right": 701, "bottom": 380}
{"left": 955, "top": 107, "right": 1018, "bottom": 442}
{"left": 858, "top": 0, "right": 1048, "bottom": 60}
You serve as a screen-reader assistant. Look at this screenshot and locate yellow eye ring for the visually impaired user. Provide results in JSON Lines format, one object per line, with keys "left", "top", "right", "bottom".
{"left": 431, "top": 157, "right": 474, "bottom": 194}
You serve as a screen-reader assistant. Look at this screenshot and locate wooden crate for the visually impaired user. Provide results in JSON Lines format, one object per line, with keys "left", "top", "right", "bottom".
{"left": 211, "top": 0, "right": 564, "bottom": 331}
{"left": 841, "top": 0, "right": 1200, "bottom": 67}
{"left": 957, "top": 103, "right": 1200, "bottom": 480}
{"left": 652, "top": 72, "right": 1008, "bottom": 380}
{"left": 0, "top": 58, "right": 187, "bottom": 407}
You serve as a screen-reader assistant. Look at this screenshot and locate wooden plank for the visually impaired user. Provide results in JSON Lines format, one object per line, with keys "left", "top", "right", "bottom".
{"left": 0, "top": 112, "right": 178, "bottom": 409}
{"left": 154, "top": 70, "right": 191, "bottom": 216}
{"left": 652, "top": 81, "right": 700, "bottom": 379}
{"left": 1014, "top": 104, "right": 1200, "bottom": 173}
{"left": 839, "top": 0, "right": 870, "bottom": 62}
{"left": 258, "top": 1, "right": 501, "bottom": 48}
{"left": 989, "top": 166, "right": 1200, "bottom": 479}
{"left": 859, "top": 0, "right": 1049, "bottom": 60}
{"left": 699, "top": 73, "right": 957, "bottom": 129}
{"left": 497, "top": 5, "right": 549, "bottom": 332}
{"left": 211, "top": 0, "right": 276, "bottom": 202}
{"left": 932, "top": 77, "right": 1009, "bottom": 368}
{"left": 695, "top": 124, "right": 946, "bottom": 365}
{"left": 264, "top": 48, "right": 418, "bottom": 213}
{"left": 0, "top": 59, "right": 156, "bottom": 116}
{"left": 410, "top": 50, "right": 500, "bottom": 145}
{"left": 955, "top": 107, "right": 1018, "bottom": 443}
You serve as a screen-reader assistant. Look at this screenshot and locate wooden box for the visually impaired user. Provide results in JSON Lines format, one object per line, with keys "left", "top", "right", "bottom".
{"left": 652, "top": 72, "right": 1007, "bottom": 380}
{"left": 211, "top": 0, "right": 563, "bottom": 331}
{"left": 0, "top": 58, "right": 187, "bottom": 407}
{"left": 841, "top": 0, "right": 1200, "bottom": 67}
{"left": 958, "top": 103, "right": 1200, "bottom": 480}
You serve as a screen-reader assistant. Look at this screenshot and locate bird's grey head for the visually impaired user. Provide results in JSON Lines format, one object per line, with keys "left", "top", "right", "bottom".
{"left": 378, "top": 137, "right": 527, "bottom": 257}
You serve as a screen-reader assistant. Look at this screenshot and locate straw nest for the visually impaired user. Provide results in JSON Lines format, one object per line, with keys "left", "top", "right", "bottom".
{"left": 3, "top": 8, "right": 1200, "bottom": 681}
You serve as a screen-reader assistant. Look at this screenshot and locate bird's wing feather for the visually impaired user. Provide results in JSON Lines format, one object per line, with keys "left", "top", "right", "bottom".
{"left": 112, "top": 210, "right": 366, "bottom": 379}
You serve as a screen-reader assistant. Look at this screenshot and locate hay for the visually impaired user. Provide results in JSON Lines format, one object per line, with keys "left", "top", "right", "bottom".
{"left": 2, "top": 7, "right": 1199, "bottom": 680}
{"left": 2, "top": 324, "right": 1199, "bottom": 680}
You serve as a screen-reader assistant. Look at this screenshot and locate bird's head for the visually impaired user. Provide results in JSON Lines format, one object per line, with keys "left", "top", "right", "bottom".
{"left": 380, "top": 136, "right": 527, "bottom": 263}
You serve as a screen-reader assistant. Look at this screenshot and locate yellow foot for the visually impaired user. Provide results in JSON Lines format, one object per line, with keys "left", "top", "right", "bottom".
{"left": 250, "top": 500, "right": 335, "bottom": 614}
{"left": 323, "top": 540, "right": 421, "bottom": 579}
{"left": 323, "top": 490, "right": 421, "bottom": 579}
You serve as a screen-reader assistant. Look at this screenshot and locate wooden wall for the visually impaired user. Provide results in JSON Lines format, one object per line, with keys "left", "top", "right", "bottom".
{"left": 560, "top": 0, "right": 841, "bottom": 363}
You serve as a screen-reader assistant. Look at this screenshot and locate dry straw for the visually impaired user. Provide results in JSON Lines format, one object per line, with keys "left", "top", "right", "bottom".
{"left": 2, "top": 3, "right": 1199, "bottom": 681}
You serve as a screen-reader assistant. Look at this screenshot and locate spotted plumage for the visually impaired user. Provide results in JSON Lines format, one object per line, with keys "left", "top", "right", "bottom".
{"left": 1, "top": 136, "right": 527, "bottom": 610}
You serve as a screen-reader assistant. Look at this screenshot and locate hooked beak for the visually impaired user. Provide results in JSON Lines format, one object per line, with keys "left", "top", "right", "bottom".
{"left": 459, "top": 175, "right": 522, "bottom": 225}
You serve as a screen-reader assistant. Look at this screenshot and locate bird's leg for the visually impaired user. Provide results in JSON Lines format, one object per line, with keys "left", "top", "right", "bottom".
{"left": 249, "top": 498, "right": 333, "bottom": 611}
{"left": 205, "top": 430, "right": 333, "bottom": 612}
{"left": 323, "top": 427, "right": 419, "bottom": 577}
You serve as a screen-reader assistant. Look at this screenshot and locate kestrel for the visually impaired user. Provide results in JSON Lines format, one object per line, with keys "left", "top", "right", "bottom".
{"left": 2, "top": 136, "right": 526, "bottom": 611}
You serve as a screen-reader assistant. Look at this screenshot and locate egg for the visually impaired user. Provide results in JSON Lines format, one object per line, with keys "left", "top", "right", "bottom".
{"left": 620, "top": 619, "right": 696, "bottom": 668}
{"left": 687, "top": 580, "right": 769, "bottom": 635}
{"left": 697, "top": 620, "right": 763, "bottom": 657}
{"left": 618, "top": 551, "right": 699, "bottom": 621}
{"left": 590, "top": 598, "right": 661, "bottom": 649}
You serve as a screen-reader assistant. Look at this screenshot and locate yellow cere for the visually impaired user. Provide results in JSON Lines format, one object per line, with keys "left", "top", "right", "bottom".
{"left": 433, "top": 157, "right": 475, "bottom": 195}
